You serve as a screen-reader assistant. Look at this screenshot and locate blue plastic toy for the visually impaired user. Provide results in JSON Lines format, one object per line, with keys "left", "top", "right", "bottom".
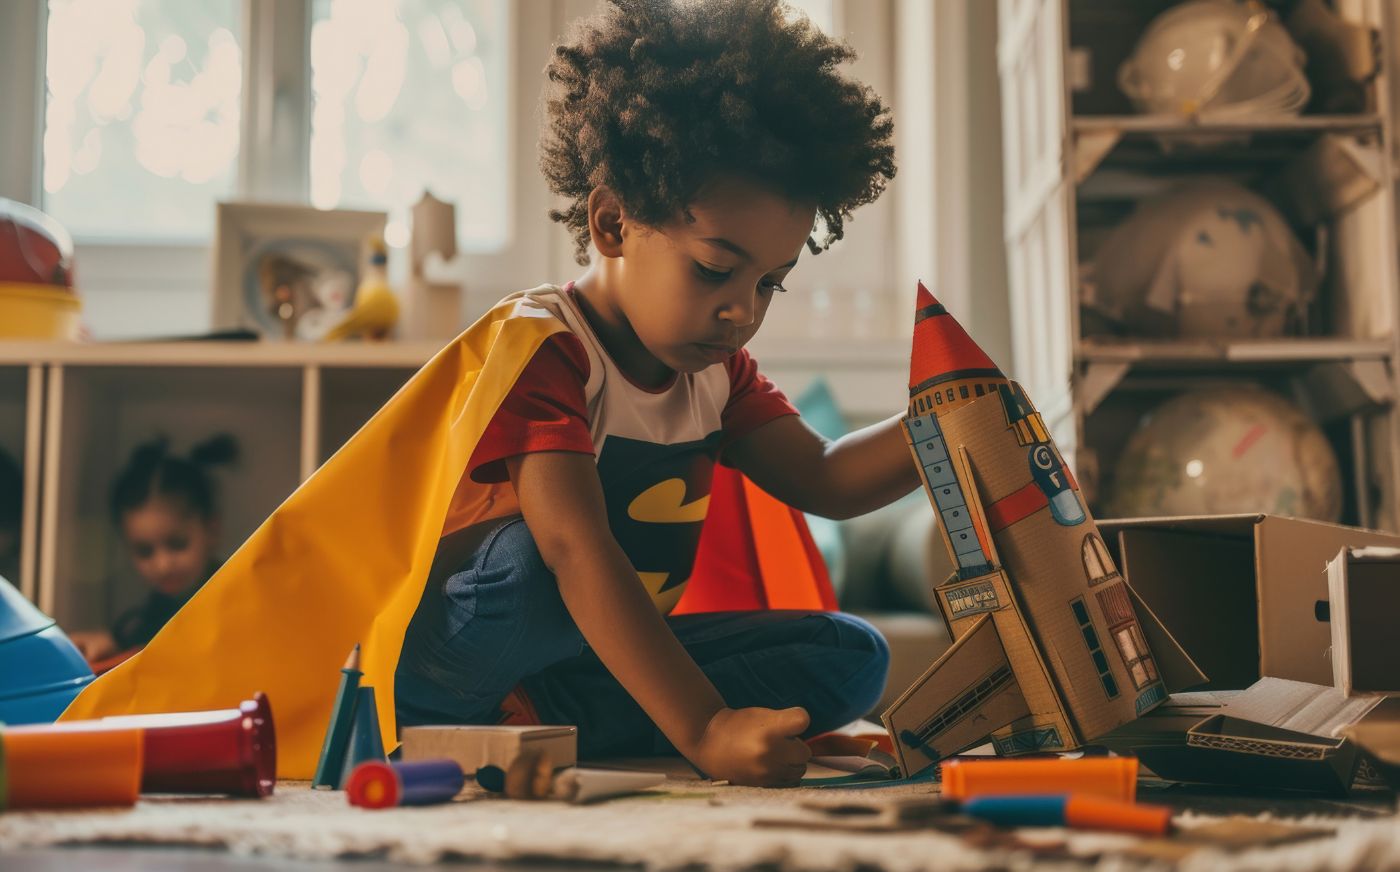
{"left": 0, "top": 573, "right": 94, "bottom": 725}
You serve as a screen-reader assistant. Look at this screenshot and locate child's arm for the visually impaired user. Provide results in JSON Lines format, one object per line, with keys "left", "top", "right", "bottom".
{"left": 506, "top": 451, "right": 812, "bottom": 787}
{"left": 724, "top": 413, "right": 920, "bottom": 520}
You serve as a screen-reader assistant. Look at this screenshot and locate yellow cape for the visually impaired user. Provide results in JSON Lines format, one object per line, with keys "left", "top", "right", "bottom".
{"left": 62, "top": 290, "right": 834, "bottom": 778}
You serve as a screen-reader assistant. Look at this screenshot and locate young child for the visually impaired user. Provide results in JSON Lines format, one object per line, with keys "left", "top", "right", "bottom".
{"left": 395, "top": 0, "right": 913, "bottom": 787}
{"left": 69, "top": 435, "right": 235, "bottom": 664}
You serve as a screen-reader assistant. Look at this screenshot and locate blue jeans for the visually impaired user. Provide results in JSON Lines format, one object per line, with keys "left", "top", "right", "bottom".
{"left": 395, "top": 518, "right": 890, "bottom": 758}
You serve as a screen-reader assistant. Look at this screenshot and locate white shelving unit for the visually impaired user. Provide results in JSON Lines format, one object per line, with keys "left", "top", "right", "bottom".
{"left": 996, "top": 0, "right": 1400, "bottom": 531}
{"left": 0, "top": 336, "right": 909, "bottom": 629}
{"left": 0, "top": 340, "right": 445, "bottom": 630}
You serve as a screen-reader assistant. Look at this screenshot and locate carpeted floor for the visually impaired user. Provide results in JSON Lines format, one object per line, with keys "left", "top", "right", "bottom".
{"left": 2, "top": 760, "right": 1399, "bottom": 871}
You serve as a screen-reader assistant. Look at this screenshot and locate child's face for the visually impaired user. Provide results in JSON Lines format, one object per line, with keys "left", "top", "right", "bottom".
{"left": 615, "top": 176, "right": 816, "bottom": 372}
{"left": 120, "top": 499, "right": 217, "bottom": 597}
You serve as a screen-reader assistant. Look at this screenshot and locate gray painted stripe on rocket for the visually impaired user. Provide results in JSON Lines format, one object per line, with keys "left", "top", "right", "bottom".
{"left": 914, "top": 436, "right": 948, "bottom": 464}
{"left": 941, "top": 505, "right": 974, "bottom": 533}
{"left": 951, "top": 529, "right": 984, "bottom": 557}
{"left": 922, "top": 460, "right": 957, "bottom": 488}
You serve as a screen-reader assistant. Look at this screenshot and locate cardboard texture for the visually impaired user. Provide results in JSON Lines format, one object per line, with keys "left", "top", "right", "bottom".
{"left": 1133, "top": 678, "right": 1383, "bottom": 796}
{"left": 881, "top": 284, "right": 1193, "bottom": 776}
{"left": 1326, "top": 547, "right": 1400, "bottom": 696}
{"left": 1343, "top": 699, "right": 1400, "bottom": 790}
{"left": 399, "top": 725, "right": 577, "bottom": 775}
{"left": 1100, "top": 515, "right": 1400, "bottom": 689}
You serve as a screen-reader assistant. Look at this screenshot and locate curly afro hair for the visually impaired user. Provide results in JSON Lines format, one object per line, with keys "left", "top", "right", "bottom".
{"left": 541, "top": 0, "right": 896, "bottom": 265}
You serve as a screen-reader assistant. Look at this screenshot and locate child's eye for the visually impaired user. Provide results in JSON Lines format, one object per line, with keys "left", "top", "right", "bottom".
{"left": 694, "top": 262, "right": 732, "bottom": 282}
{"left": 761, "top": 279, "right": 789, "bottom": 293}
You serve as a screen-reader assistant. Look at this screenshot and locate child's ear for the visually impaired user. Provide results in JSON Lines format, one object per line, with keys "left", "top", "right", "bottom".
{"left": 587, "top": 186, "right": 626, "bottom": 258}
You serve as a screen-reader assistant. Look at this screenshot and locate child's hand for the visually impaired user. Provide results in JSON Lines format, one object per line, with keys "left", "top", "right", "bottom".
{"left": 69, "top": 630, "right": 118, "bottom": 661}
{"left": 693, "top": 706, "right": 812, "bottom": 787}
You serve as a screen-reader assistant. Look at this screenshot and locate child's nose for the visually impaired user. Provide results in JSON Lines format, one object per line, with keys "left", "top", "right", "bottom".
{"left": 718, "top": 286, "right": 757, "bottom": 328}
{"left": 152, "top": 550, "right": 176, "bottom": 577}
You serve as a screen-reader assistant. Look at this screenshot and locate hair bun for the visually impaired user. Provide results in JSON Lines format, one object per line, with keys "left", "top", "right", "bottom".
{"left": 190, "top": 433, "right": 238, "bottom": 467}
{"left": 130, "top": 436, "right": 172, "bottom": 471}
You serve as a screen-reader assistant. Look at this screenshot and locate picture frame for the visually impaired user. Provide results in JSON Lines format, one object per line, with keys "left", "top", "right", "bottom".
{"left": 212, "top": 202, "right": 387, "bottom": 341}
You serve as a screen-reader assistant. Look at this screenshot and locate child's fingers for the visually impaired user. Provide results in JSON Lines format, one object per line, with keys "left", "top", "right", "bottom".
{"left": 766, "top": 734, "right": 812, "bottom": 770}
{"left": 768, "top": 706, "right": 810, "bottom": 737}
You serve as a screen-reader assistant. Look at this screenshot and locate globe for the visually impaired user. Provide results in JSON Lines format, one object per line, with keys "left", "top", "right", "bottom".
{"left": 1105, "top": 387, "right": 1343, "bottom": 521}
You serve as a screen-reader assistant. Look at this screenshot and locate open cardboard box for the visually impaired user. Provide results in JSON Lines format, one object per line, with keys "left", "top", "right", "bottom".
{"left": 1096, "top": 515, "right": 1400, "bottom": 794}
{"left": 1098, "top": 514, "right": 1400, "bottom": 690}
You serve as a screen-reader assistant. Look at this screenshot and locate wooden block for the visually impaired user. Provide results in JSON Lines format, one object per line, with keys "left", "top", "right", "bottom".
{"left": 399, "top": 725, "right": 577, "bottom": 774}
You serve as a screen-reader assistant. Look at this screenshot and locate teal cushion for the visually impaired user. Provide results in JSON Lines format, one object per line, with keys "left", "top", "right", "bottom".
{"left": 792, "top": 379, "right": 850, "bottom": 597}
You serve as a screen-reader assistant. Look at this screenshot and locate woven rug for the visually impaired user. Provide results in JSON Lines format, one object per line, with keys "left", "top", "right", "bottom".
{"left": 3, "top": 763, "right": 1400, "bottom": 871}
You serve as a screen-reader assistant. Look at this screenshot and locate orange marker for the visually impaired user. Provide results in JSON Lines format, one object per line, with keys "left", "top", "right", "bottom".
{"left": 940, "top": 757, "right": 1138, "bottom": 801}
{"left": 2, "top": 726, "right": 143, "bottom": 809}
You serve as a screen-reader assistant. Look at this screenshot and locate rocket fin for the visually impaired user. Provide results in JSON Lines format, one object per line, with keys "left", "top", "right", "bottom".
{"left": 881, "top": 613, "right": 1031, "bottom": 778}
{"left": 1127, "top": 584, "right": 1209, "bottom": 694}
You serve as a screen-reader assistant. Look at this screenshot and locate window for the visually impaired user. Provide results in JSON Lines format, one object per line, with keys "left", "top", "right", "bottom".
{"left": 39, "top": 0, "right": 510, "bottom": 251}
{"left": 6, "top": 0, "right": 901, "bottom": 341}
{"left": 1113, "top": 623, "right": 1158, "bottom": 690}
{"left": 1081, "top": 533, "right": 1121, "bottom": 586}
{"left": 308, "top": 0, "right": 510, "bottom": 251}
{"left": 42, "top": 0, "right": 242, "bottom": 241}
{"left": 1070, "top": 597, "right": 1118, "bottom": 699}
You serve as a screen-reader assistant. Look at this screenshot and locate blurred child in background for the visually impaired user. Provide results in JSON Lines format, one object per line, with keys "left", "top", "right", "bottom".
{"left": 69, "top": 434, "right": 236, "bottom": 664}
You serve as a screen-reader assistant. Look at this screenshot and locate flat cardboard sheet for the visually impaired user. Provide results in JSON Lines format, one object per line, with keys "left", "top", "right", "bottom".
{"left": 1224, "top": 677, "right": 1383, "bottom": 738}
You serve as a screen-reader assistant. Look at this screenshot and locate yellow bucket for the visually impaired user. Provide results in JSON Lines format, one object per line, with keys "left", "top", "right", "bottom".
{"left": 0, "top": 283, "right": 81, "bottom": 340}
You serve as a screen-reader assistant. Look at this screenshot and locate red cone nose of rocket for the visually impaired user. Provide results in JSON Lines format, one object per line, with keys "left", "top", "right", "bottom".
{"left": 909, "top": 281, "right": 1004, "bottom": 394}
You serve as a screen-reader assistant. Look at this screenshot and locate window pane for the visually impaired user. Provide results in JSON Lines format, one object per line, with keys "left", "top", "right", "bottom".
{"left": 309, "top": 0, "right": 510, "bottom": 252}
{"left": 43, "top": 0, "right": 242, "bottom": 241}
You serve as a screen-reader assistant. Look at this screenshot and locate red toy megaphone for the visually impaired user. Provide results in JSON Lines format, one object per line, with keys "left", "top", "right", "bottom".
{"left": 8, "top": 693, "right": 276, "bottom": 797}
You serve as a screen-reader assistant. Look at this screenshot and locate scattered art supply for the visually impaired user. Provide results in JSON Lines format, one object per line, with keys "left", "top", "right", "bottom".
{"left": 940, "top": 757, "right": 1138, "bottom": 801}
{"left": 553, "top": 767, "right": 666, "bottom": 804}
{"left": 9, "top": 692, "right": 276, "bottom": 797}
{"left": 313, "top": 645, "right": 363, "bottom": 790}
{"left": 400, "top": 724, "right": 577, "bottom": 775}
{"left": 340, "top": 686, "right": 386, "bottom": 780}
{"left": 960, "top": 795, "right": 1172, "bottom": 836}
{"left": 346, "top": 759, "right": 465, "bottom": 809}
{"left": 1, "top": 725, "right": 143, "bottom": 810}
{"left": 477, "top": 750, "right": 663, "bottom": 804}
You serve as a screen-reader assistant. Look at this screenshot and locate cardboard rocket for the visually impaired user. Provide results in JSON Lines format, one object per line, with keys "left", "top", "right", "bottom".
{"left": 881, "top": 283, "right": 1204, "bottom": 778}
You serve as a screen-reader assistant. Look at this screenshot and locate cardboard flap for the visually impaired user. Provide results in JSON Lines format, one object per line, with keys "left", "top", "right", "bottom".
{"left": 1254, "top": 517, "right": 1400, "bottom": 685}
{"left": 1326, "top": 548, "right": 1400, "bottom": 696}
{"left": 881, "top": 613, "right": 1030, "bottom": 777}
{"left": 1223, "top": 677, "right": 1383, "bottom": 738}
{"left": 1126, "top": 584, "right": 1208, "bottom": 693}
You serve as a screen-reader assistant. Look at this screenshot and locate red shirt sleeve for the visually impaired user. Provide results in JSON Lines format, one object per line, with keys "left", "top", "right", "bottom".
{"left": 719, "top": 349, "right": 797, "bottom": 462}
{"left": 467, "top": 333, "right": 595, "bottom": 484}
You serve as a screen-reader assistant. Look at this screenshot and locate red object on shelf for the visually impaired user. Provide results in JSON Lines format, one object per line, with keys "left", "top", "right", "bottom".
{"left": 9, "top": 692, "right": 277, "bottom": 797}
